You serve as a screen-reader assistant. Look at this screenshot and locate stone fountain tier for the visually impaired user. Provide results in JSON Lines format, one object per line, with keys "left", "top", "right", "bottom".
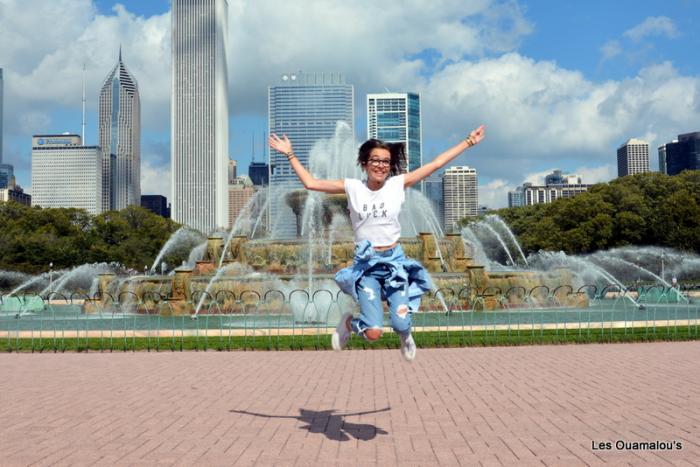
{"left": 83, "top": 233, "right": 588, "bottom": 315}
{"left": 193, "top": 232, "right": 473, "bottom": 276}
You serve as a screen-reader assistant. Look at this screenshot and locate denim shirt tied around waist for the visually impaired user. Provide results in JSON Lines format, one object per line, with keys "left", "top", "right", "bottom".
{"left": 334, "top": 240, "right": 433, "bottom": 312}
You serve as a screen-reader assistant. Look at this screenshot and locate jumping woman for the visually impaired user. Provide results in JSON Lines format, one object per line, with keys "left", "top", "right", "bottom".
{"left": 269, "top": 125, "right": 485, "bottom": 361}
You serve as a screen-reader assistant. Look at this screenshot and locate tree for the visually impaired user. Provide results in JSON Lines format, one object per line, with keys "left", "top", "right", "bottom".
{"left": 479, "top": 171, "right": 700, "bottom": 255}
{"left": 0, "top": 202, "right": 180, "bottom": 274}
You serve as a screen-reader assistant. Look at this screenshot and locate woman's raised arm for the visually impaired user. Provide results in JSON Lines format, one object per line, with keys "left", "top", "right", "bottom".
{"left": 268, "top": 134, "right": 345, "bottom": 194}
{"left": 404, "top": 125, "right": 485, "bottom": 188}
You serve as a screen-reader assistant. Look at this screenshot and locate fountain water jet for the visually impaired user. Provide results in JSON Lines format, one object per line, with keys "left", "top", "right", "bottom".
{"left": 486, "top": 215, "right": 528, "bottom": 267}
{"left": 151, "top": 227, "right": 205, "bottom": 273}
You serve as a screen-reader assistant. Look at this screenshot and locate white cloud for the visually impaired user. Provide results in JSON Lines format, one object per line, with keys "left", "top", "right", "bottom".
{"left": 415, "top": 56, "right": 700, "bottom": 182}
{"left": 478, "top": 178, "right": 511, "bottom": 209}
{"left": 0, "top": 0, "right": 531, "bottom": 143}
{"left": 599, "top": 16, "right": 680, "bottom": 67}
{"left": 518, "top": 164, "right": 614, "bottom": 187}
{"left": 140, "top": 159, "right": 170, "bottom": 197}
{"left": 623, "top": 16, "right": 679, "bottom": 42}
{"left": 0, "top": 1, "right": 170, "bottom": 136}
{"left": 226, "top": 0, "right": 533, "bottom": 112}
{"left": 522, "top": 168, "right": 555, "bottom": 185}
{"left": 572, "top": 165, "right": 616, "bottom": 184}
{"left": 600, "top": 40, "right": 622, "bottom": 61}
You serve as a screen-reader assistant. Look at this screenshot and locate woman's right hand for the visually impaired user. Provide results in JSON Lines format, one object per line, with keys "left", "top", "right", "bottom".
{"left": 269, "top": 133, "right": 293, "bottom": 155}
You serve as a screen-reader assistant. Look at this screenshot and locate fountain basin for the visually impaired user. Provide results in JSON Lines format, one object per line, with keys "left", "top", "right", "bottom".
{"left": 0, "top": 296, "right": 47, "bottom": 313}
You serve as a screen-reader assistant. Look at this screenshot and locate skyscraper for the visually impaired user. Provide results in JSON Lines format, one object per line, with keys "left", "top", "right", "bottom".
{"left": 508, "top": 186, "right": 525, "bottom": 208}
{"left": 141, "top": 195, "right": 170, "bottom": 218}
{"left": 0, "top": 177, "right": 31, "bottom": 206}
{"left": 442, "top": 166, "right": 477, "bottom": 232}
{"left": 508, "top": 169, "right": 590, "bottom": 207}
{"left": 665, "top": 132, "right": 700, "bottom": 175}
{"left": 423, "top": 172, "right": 443, "bottom": 227}
{"left": 0, "top": 67, "right": 14, "bottom": 190}
{"left": 367, "top": 92, "right": 422, "bottom": 173}
{"left": 0, "top": 68, "right": 3, "bottom": 163}
{"left": 544, "top": 169, "right": 581, "bottom": 185}
{"left": 228, "top": 175, "right": 255, "bottom": 228}
{"left": 98, "top": 49, "right": 140, "bottom": 212}
{"left": 228, "top": 160, "right": 237, "bottom": 183}
{"left": 248, "top": 161, "right": 269, "bottom": 186}
{"left": 0, "top": 164, "right": 12, "bottom": 189}
{"left": 172, "top": 0, "right": 229, "bottom": 233}
{"left": 268, "top": 71, "right": 354, "bottom": 237}
{"left": 617, "top": 138, "right": 650, "bottom": 177}
{"left": 658, "top": 144, "right": 668, "bottom": 175}
{"left": 31, "top": 134, "right": 102, "bottom": 215}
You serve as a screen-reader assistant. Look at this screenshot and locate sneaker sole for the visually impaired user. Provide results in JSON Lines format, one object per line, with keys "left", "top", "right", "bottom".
{"left": 331, "top": 332, "right": 342, "bottom": 351}
{"left": 332, "top": 312, "right": 353, "bottom": 352}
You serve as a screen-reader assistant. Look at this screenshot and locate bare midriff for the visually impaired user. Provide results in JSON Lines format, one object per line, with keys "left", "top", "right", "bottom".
{"left": 373, "top": 241, "right": 398, "bottom": 251}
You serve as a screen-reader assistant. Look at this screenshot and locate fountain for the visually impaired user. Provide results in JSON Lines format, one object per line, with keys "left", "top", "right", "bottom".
{"left": 150, "top": 226, "right": 205, "bottom": 273}
{"left": 6, "top": 123, "right": 698, "bottom": 322}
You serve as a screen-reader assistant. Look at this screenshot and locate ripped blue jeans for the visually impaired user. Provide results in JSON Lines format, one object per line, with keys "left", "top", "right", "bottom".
{"left": 352, "top": 260, "right": 412, "bottom": 339}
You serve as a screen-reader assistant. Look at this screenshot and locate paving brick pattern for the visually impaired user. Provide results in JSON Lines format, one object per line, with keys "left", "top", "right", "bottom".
{"left": 1, "top": 342, "right": 698, "bottom": 466}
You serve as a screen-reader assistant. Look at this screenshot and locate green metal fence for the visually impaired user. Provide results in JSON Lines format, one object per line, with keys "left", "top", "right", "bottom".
{"left": 1, "top": 285, "right": 698, "bottom": 351}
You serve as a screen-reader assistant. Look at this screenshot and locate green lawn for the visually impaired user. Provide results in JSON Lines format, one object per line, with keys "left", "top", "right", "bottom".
{"left": 2, "top": 326, "right": 698, "bottom": 352}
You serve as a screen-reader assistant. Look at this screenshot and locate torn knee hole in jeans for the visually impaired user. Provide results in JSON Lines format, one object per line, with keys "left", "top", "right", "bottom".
{"left": 397, "top": 305, "right": 409, "bottom": 318}
{"left": 362, "top": 286, "right": 376, "bottom": 301}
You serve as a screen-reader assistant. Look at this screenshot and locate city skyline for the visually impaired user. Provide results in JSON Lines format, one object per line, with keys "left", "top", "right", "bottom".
{"left": 1, "top": 1, "right": 700, "bottom": 208}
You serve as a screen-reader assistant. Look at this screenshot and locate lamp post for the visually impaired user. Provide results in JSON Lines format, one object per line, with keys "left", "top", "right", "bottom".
{"left": 49, "top": 262, "right": 53, "bottom": 286}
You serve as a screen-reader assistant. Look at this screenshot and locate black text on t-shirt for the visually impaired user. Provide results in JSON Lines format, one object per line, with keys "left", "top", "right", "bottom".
{"left": 358, "top": 202, "right": 387, "bottom": 220}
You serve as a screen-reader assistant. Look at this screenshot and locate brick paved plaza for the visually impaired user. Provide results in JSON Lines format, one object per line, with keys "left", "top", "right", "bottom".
{"left": 1, "top": 342, "right": 699, "bottom": 466}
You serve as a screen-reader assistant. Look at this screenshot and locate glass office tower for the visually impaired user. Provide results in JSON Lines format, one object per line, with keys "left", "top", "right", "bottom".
{"left": 665, "top": 132, "right": 700, "bottom": 175}
{"left": 367, "top": 93, "right": 422, "bottom": 174}
{"left": 98, "top": 49, "right": 140, "bottom": 212}
{"left": 268, "top": 71, "right": 354, "bottom": 238}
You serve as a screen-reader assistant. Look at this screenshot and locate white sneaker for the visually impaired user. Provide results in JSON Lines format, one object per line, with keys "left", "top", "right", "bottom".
{"left": 332, "top": 312, "right": 353, "bottom": 351}
{"left": 400, "top": 333, "right": 416, "bottom": 361}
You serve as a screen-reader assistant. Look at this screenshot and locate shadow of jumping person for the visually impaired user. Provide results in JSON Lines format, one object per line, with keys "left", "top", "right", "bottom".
{"left": 231, "top": 407, "right": 390, "bottom": 441}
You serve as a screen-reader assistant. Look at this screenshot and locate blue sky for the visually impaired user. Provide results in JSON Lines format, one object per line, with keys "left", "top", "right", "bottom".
{"left": 2, "top": 0, "right": 700, "bottom": 207}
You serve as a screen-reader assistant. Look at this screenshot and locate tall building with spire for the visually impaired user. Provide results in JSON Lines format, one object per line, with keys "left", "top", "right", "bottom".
{"left": 171, "top": 0, "right": 229, "bottom": 233}
{"left": 98, "top": 49, "right": 141, "bottom": 211}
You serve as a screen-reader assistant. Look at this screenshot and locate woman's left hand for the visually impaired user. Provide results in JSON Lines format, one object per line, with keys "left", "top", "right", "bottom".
{"left": 269, "top": 133, "right": 293, "bottom": 155}
{"left": 467, "top": 125, "right": 486, "bottom": 146}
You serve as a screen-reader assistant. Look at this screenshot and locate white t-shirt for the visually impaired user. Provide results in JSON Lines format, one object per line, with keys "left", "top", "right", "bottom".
{"left": 344, "top": 174, "right": 405, "bottom": 246}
